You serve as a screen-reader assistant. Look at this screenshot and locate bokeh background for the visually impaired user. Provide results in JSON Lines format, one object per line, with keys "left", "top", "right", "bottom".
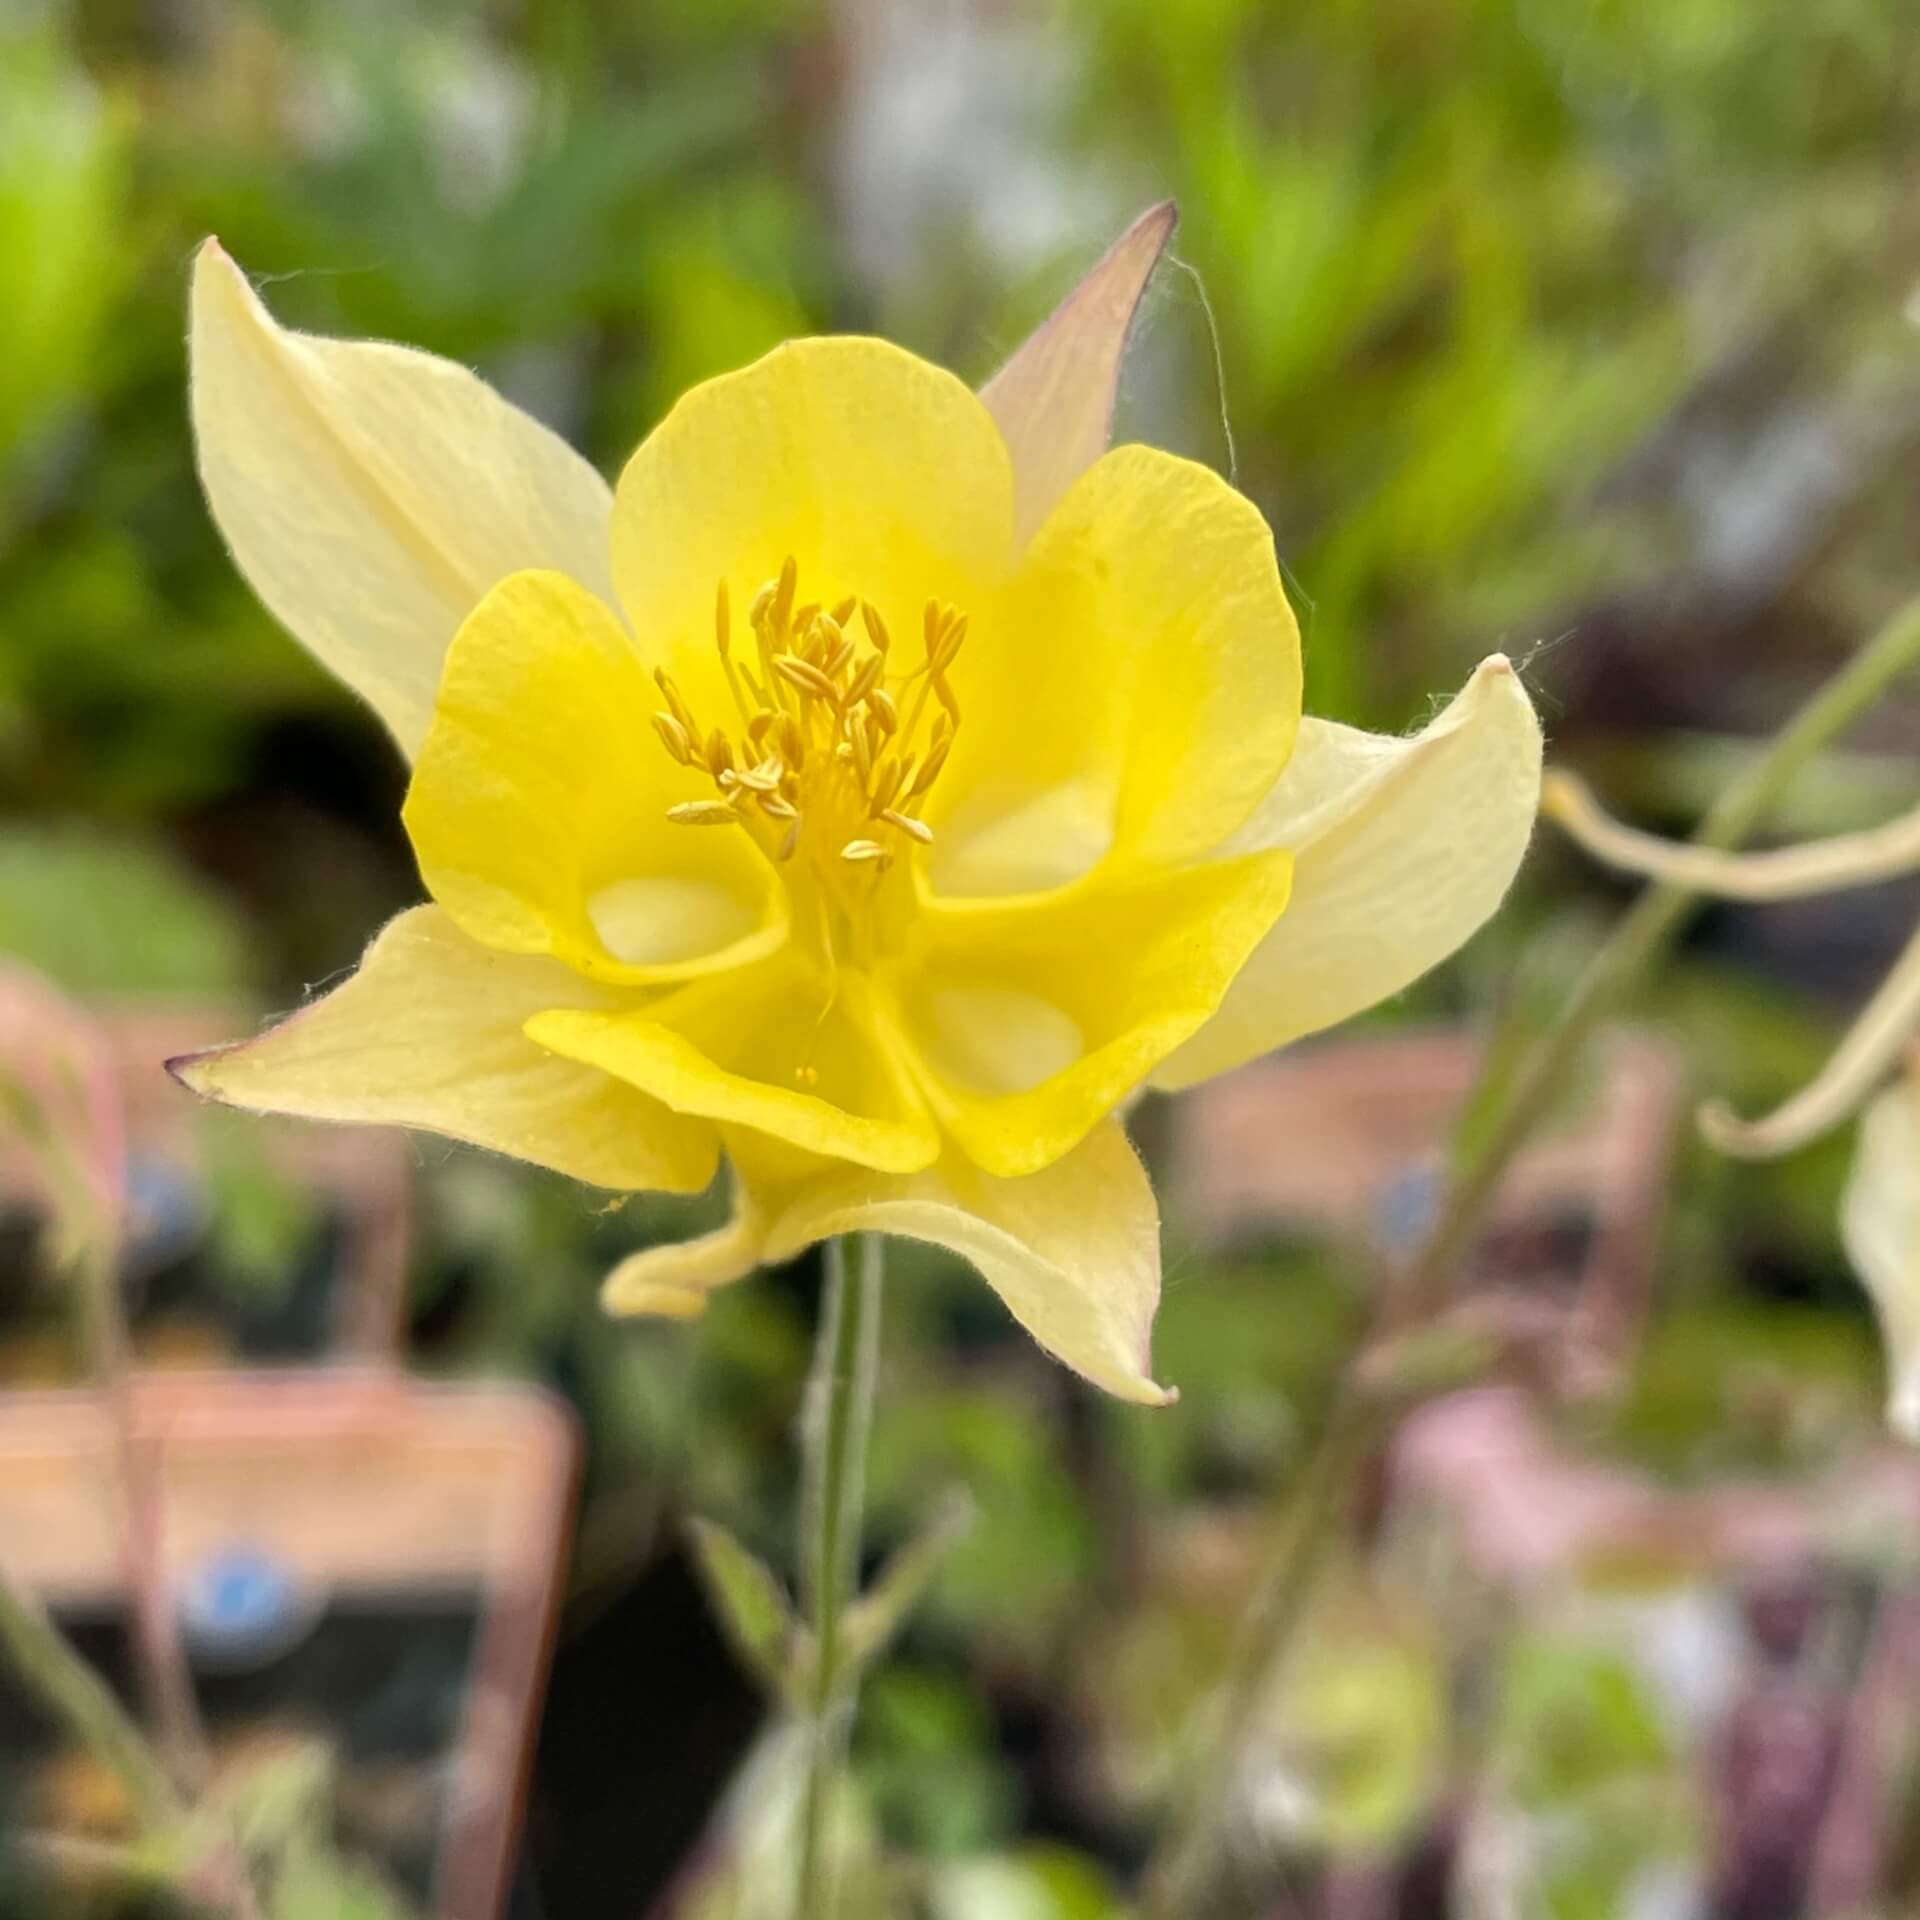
{"left": 5, "top": 1, "right": 1920, "bottom": 1916}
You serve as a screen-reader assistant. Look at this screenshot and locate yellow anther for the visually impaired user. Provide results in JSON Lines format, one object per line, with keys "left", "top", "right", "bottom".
{"left": 848, "top": 719, "right": 874, "bottom": 786}
{"left": 841, "top": 839, "right": 888, "bottom": 863}
{"left": 749, "top": 580, "right": 776, "bottom": 627}
{"left": 845, "top": 653, "right": 884, "bottom": 706}
{"left": 774, "top": 655, "right": 838, "bottom": 703}
{"left": 869, "top": 688, "right": 899, "bottom": 736}
{"left": 908, "top": 736, "right": 950, "bottom": 797}
{"left": 735, "top": 757, "right": 784, "bottom": 793}
{"left": 652, "top": 712, "right": 695, "bottom": 764}
{"left": 667, "top": 800, "right": 743, "bottom": 827}
{"left": 860, "top": 602, "right": 891, "bottom": 654}
{"left": 869, "top": 756, "right": 905, "bottom": 812}
{"left": 830, "top": 596, "right": 857, "bottom": 629}
{"left": 773, "top": 554, "right": 798, "bottom": 628}
{"left": 759, "top": 793, "right": 799, "bottom": 820}
{"left": 654, "top": 669, "right": 699, "bottom": 738}
{"left": 881, "top": 809, "right": 933, "bottom": 844}
{"left": 747, "top": 710, "right": 776, "bottom": 744}
{"left": 933, "top": 614, "right": 967, "bottom": 671}
{"left": 704, "top": 729, "right": 734, "bottom": 778}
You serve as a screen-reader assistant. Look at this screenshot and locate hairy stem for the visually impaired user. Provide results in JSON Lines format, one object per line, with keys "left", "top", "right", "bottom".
{"left": 794, "top": 1234, "right": 882, "bottom": 1920}
{"left": 1140, "top": 592, "right": 1920, "bottom": 1918}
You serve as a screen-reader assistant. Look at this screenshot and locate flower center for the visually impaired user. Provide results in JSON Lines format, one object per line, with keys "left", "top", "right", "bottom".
{"left": 649, "top": 555, "right": 965, "bottom": 969}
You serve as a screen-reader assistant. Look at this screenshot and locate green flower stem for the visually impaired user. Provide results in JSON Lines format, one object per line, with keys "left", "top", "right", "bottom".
{"left": 1140, "top": 592, "right": 1920, "bottom": 1919}
{"left": 794, "top": 1234, "right": 883, "bottom": 1920}
{"left": 0, "top": 1559, "right": 182, "bottom": 1834}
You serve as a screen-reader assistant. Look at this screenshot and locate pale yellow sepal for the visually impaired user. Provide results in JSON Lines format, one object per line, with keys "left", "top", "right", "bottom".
{"left": 1152, "top": 656, "right": 1542, "bottom": 1089}
{"left": 980, "top": 201, "right": 1177, "bottom": 549}
{"left": 190, "top": 241, "right": 616, "bottom": 757}
{"left": 169, "top": 906, "right": 715, "bottom": 1193}
{"left": 1841, "top": 1070, "right": 1920, "bottom": 1441}
{"left": 757, "top": 1120, "right": 1176, "bottom": 1406}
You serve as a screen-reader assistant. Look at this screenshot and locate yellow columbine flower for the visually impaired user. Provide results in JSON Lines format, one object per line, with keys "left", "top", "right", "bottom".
{"left": 174, "top": 208, "right": 1543, "bottom": 1403}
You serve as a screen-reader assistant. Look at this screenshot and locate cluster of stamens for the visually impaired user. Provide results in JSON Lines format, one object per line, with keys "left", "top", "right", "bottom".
{"left": 650, "top": 555, "right": 964, "bottom": 877}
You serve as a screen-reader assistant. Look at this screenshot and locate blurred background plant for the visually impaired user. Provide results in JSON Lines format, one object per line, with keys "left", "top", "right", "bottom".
{"left": 4, "top": 0, "right": 1920, "bottom": 1916}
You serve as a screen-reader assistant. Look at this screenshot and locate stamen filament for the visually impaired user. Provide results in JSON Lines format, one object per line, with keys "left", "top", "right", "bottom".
{"left": 655, "top": 562, "right": 967, "bottom": 910}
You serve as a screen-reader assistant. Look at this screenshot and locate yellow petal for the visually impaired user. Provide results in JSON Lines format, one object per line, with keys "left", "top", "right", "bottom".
{"left": 402, "top": 569, "right": 784, "bottom": 983}
{"left": 169, "top": 906, "right": 715, "bottom": 1192}
{"left": 1841, "top": 1074, "right": 1920, "bottom": 1441}
{"left": 526, "top": 956, "right": 940, "bottom": 1174}
{"left": 190, "top": 241, "right": 615, "bottom": 758}
{"left": 902, "top": 850, "right": 1294, "bottom": 1177}
{"left": 602, "top": 1210, "right": 764, "bottom": 1320}
{"left": 1153, "top": 656, "right": 1541, "bottom": 1090}
{"left": 980, "top": 202, "right": 1177, "bottom": 549}
{"left": 609, "top": 336, "right": 1014, "bottom": 725}
{"left": 1699, "top": 918, "right": 1920, "bottom": 1159}
{"left": 758, "top": 1122, "right": 1175, "bottom": 1405}
{"left": 928, "top": 444, "right": 1301, "bottom": 898}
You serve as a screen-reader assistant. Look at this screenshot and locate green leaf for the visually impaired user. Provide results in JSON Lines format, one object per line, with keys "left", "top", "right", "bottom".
{"left": 843, "top": 1489, "right": 975, "bottom": 1676}
{"left": 0, "top": 825, "right": 251, "bottom": 997}
{"left": 685, "top": 1515, "right": 800, "bottom": 1699}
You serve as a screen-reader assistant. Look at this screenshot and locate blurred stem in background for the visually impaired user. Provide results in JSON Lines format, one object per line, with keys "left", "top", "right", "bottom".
{"left": 0, "top": 1564, "right": 182, "bottom": 1837}
{"left": 31, "top": 1093, "right": 209, "bottom": 1796}
{"left": 1140, "top": 591, "right": 1920, "bottom": 1919}
{"left": 795, "top": 1235, "right": 883, "bottom": 1920}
